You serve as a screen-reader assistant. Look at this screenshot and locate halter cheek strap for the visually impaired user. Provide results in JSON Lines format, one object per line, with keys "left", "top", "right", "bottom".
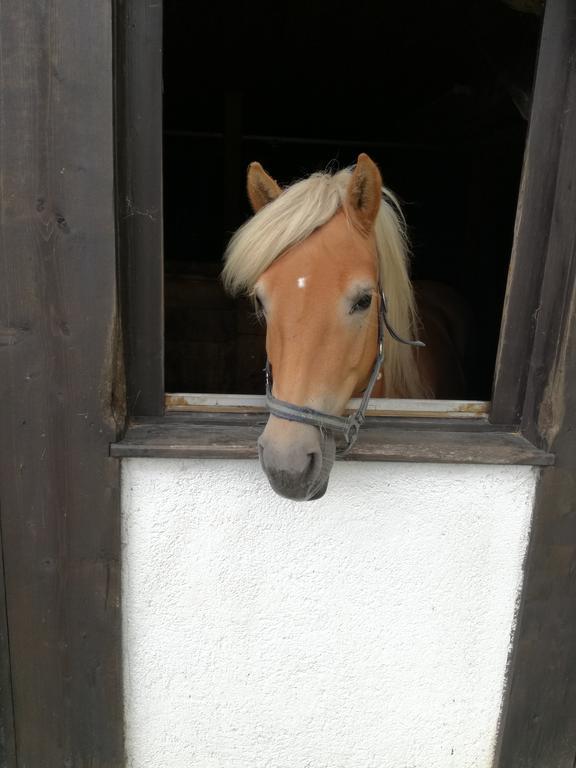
{"left": 264, "top": 290, "right": 425, "bottom": 456}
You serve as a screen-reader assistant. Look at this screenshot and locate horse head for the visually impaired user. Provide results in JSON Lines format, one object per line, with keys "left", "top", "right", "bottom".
{"left": 223, "top": 154, "right": 425, "bottom": 500}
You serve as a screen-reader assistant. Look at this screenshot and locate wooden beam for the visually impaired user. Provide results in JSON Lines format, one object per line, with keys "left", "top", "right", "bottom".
{"left": 494, "top": 0, "right": 576, "bottom": 764}
{"left": 112, "top": 417, "right": 553, "bottom": 466}
{"left": 116, "top": 0, "right": 165, "bottom": 418}
{"left": 165, "top": 392, "right": 491, "bottom": 419}
{"left": 0, "top": 2, "right": 124, "bottom": 765}
{"left": 0, "top": 515, "right": 16, "bottom": 768}
{"left": 495, "top": 260, "right": 576, "bottom": 768}
{"left": 520, "top": 4, "right": 576, "bottom": 448}
{"left": 490, "top": 0, "right": 573, "bottom": 425}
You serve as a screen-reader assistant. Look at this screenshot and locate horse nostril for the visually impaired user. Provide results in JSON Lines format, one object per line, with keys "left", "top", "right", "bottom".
{"left": 304, "top": 449, "right": 322, "bottom": 485}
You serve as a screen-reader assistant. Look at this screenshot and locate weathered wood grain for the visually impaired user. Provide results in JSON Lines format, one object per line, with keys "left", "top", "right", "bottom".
{"left": 111, "top": 418, "right": 553, "bottom": 465}
{"left": 116, "top": 0, "right": 165, "bottom": 418}
{"left": 165, "top": 392, "right": 491, "bottom": 418}
{"left": 0, "top": 2, "right": 124, "bottom": 765}
{"left": 0, "top": 518, "right": 16, "bottom": 767}
{"left": 495, "top": 263, "right": 576, "bottom": 767}
{"left": 491, "top": 0, "right": 572, "bottom": 425}
{"left": 520, "top": 6, "right": 576, "bottom": 448}
{"left": 494, "top": 1, "right": 576, "bottom": 765}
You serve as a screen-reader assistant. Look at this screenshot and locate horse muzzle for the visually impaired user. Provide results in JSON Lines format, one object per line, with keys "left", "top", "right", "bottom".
{"left": 258, "top": 417, "right": 336, "bottom": 501}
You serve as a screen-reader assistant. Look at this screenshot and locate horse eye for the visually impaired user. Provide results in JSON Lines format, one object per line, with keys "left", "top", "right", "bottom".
{"left": 350, "top": 294, "right": 372, "bottom": 313}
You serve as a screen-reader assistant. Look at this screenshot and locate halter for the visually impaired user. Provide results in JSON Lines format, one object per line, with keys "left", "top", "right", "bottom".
{"left": 265, "top": 289, "right": 425, "bottom": 455}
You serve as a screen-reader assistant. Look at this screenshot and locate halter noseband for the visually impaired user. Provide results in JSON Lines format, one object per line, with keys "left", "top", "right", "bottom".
{"left": 265, "top": 290, "right": 425, "bottom": 455}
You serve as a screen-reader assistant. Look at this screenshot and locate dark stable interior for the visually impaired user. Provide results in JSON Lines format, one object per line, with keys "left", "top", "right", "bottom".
{"left": 163, "top": 0, "right": 541, "bottom": 399}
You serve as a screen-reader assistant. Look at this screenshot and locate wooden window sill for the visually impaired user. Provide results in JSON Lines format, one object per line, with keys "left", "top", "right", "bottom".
{"left": 165, "top": 393, "right": 491, "bottom": 419}
{"left": 110, "top": 413, "right": 554, "bottom": 465}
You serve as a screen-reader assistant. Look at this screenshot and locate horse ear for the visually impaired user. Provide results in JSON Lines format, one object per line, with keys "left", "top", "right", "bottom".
{"left": 346, "top": 153, "right": 383, "bottom": 233}
{"left": 247, "top": 162, "right": 282, "bottom": 213}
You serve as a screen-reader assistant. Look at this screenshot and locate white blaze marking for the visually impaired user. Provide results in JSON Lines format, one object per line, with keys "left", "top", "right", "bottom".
{"left": 297, "top": 276, "right": 307, "bottom": 289}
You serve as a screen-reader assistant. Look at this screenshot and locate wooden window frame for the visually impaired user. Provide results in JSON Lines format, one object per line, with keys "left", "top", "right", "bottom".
{"left": 112, "top": 0, "right": 569, "bottom": 468}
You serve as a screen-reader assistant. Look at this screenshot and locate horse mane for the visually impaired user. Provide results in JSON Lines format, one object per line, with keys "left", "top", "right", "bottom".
{"left": 222, "top": 166, "right": 428, "bottom": 398}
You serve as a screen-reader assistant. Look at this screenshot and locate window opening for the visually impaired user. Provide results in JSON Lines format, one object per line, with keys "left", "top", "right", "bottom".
{"left": 163, "top": 0, "right": 540, "bottom": 402}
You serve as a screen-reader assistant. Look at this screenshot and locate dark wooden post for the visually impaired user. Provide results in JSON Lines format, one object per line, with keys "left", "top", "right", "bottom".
{"left": 494, "top": 1, "right": 576, "bottom": 765}
{"left": 0, "top": 2, "right": 124, "bottom": 765}
{"left": 0, "top": 524, "right": 16, "bottom": 766}
{"left": 496, "top": 263, "right": 576, "bottom": 768}
{"left": 116, "top": 0, "right": 165, "bottom": 420}
{"left": 490, "top": 0, "right": 575, "bottom": 426}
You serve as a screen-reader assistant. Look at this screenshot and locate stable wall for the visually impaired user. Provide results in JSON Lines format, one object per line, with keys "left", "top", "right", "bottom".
{"left": 122, "top": 459, "right": 537, "bottom": 768}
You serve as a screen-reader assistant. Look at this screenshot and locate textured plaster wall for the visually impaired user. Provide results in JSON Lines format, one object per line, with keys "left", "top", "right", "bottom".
{"left": 122, "top": 459, "right": 537, "bottom": 768}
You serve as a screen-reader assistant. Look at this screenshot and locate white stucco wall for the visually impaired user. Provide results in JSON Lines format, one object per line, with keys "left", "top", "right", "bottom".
{"left": 122, "top": 459, "right": 537, "bottom": 768}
